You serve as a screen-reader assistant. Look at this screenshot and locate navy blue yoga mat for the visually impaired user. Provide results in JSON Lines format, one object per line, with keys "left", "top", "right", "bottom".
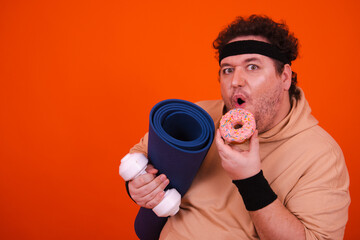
{"left": 134, "top": 99, "right": 215, "bottom": 240}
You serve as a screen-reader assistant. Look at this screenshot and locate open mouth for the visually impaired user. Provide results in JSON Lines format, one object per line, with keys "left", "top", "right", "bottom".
{"left": 237, "top": 98, "right": 245, "bottom": 105}
{"left": 232, "top": 94, "right": 246, "bottom": 108}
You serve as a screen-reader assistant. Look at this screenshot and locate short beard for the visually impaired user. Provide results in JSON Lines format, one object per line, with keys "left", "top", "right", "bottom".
{"left": 253, "top": 85, "right": 283, "bottom": 133}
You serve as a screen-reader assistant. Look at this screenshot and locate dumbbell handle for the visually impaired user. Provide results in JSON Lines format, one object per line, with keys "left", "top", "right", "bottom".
{"left": 119, "top": 153, "right": 181, "bottom": 217}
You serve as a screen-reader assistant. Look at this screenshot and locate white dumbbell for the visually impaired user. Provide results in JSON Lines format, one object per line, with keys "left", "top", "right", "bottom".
{"left": 119, "top": 153, "right": 181, "bottom": 217}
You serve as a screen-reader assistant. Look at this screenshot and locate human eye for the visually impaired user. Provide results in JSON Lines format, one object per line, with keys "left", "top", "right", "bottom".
{"left": 222, "top": 67, "right": 234, "bottom": 75}
{"left": 247, "top": 64, "right": 259, "bottom": 71}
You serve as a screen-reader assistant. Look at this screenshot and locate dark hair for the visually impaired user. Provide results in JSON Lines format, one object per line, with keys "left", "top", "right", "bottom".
{"left": 213, "top": 15, "right": 301, "bottom": 101}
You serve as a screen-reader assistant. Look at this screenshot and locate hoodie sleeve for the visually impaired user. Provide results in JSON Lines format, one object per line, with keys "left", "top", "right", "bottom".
{"left": 129, "top": 132, "right": 149, "bottom": 157}
{"left": 284, "top": 140, "right": 350, "bottom": 240}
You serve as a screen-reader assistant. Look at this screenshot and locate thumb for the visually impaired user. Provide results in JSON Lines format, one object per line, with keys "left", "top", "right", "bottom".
{"left": 146, "top": 164, "right": 158, "bottom": 174}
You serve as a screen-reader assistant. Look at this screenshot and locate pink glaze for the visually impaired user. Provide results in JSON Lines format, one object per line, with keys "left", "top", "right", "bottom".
{"left": 219, "top": 108, "right": 256, "bottom": 144}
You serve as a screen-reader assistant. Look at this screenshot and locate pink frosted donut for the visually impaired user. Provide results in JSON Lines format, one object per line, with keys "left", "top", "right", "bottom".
{"left": 219, "top": 108, "right": 256, "bottom": 144}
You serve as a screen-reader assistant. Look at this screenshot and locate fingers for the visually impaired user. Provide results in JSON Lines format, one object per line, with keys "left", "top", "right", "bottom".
{"left": 140, "top": 174, "right": 169, "bottom": 200}
{"left": 216, "top": 129, "right": 243, "bottom": 160}
{"left": 146, "top": 164, "right": 158, "bottom": 174}
{"left": 144, "top": 186, "right": 166, "bottom": 209}
{"left": 128, "top": 173, "right": 170, "bottom": 208}
{"left": 131, "top": 173, "right": 168, "bottom": 191}
{"left": 216, "top": 127, "right": 261, "bottom": 180}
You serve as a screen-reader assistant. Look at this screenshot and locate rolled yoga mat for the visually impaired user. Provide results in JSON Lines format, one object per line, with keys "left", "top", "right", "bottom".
{"left": 134, "top": 99, "right": 215, "bottom": 240}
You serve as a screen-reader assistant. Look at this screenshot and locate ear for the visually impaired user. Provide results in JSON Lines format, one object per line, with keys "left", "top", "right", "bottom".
{"left": 281, "top": 64, "right": 292, "bottom": 91}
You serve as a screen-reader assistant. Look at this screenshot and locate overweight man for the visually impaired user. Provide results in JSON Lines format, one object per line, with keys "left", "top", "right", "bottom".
{"left": 125, "top": 15, "right": 350, "bottom": 239}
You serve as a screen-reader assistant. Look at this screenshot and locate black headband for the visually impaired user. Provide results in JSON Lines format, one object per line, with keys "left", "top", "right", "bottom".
{"left": 218, "top": 40, "right": 291, "bottom": 65}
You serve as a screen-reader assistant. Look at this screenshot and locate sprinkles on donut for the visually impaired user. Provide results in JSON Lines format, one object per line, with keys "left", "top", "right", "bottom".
{"left": 219, "top": 108, "right": 256, "bottom": 144}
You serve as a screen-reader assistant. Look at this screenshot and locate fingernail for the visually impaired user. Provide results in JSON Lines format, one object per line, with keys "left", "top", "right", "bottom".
{"left": 160, "top": 175, "right": 166, "bottom": 181}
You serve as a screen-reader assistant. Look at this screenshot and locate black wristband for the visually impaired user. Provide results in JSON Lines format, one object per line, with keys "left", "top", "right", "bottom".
{"left": 232, "top": 170, "right": 277, "bottom": 211}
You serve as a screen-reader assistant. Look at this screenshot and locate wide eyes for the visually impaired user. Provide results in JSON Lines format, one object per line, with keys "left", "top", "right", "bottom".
{"left": 222, "top": 67, "right": 234, "bottom": 75}
{"left": 247, "top": 64, "right": 258, "bottom": 71}
{"left": 221, "top": 64, "right": 259, "bottom": 75}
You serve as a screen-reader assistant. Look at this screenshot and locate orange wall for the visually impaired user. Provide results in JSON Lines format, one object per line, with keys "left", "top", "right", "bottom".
{"left": 0, "top": 0, "right": 359, "bottom": 239}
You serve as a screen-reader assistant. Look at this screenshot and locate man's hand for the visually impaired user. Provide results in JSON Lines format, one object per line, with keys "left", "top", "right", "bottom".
{"left": 215, "top": 129, "right": 261, "bottom": 180}
{"left": 128, "top": 164, "right": 170, "bottom": 209}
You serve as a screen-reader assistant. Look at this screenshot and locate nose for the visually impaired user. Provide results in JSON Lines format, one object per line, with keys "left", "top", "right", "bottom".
{"left": 231, "top": 67, "right": 246, "bottom": 87}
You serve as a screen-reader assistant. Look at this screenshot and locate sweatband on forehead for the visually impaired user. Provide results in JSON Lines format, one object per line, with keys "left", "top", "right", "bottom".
{"left": 219, "top": 40, "right": 291, "bottom": 65}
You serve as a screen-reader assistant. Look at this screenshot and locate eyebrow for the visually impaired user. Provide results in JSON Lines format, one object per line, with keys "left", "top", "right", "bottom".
{"left": 220, "top": 57, "right": 261, "bottom": 68}
{"left": 243, "top": 57, "right": 262, "bottom": 63}
{"left": 220, "top": 63, "right": 233, "bottom": 68}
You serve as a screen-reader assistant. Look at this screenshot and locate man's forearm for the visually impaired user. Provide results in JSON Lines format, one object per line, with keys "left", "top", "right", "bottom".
{"left": 249, "top": 199, "right": 305, "bottom": 240}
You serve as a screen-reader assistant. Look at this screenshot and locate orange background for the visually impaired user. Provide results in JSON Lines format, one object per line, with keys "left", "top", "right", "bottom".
{"left": 0, "top": 0, "right": 359, "bottom": 239}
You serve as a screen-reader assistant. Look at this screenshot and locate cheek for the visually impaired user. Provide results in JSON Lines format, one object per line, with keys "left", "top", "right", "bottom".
{"left": 248, "top": 76, "right": 279, "bottom": 107}
{"left": 248, "top": 75, "right": 271, "bottom": 95}
{"left": 219, "top": 80, "right": 230, "bottom": 96}
{"left": 219, "top": 80, "right": 232, "bottom": 110}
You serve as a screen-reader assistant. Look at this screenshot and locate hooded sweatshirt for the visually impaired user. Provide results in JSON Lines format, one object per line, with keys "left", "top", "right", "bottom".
{"left": 129, "top": 90, "right": 350, "bottom": 240}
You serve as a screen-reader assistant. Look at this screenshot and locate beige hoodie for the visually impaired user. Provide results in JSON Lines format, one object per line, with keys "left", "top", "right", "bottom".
{"left": 130, "top": 90, "right": 350, "bottom": 240}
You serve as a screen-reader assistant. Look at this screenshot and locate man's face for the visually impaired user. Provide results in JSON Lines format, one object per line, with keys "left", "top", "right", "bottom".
{"left": 219, "top": 36, "right": 291, "bottom": 133}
